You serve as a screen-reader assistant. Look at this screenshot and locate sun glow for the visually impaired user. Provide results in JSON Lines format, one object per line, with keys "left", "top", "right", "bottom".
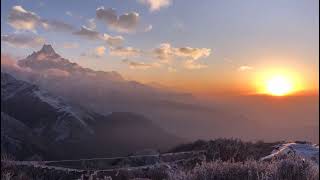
{"left": 265, "top": 76, "right": 293, "bottom": 96}
{"left": 253, "top": 67, "right": 304, "bottom": 96}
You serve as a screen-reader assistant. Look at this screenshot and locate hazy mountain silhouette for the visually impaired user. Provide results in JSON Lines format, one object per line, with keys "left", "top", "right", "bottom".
{"left": 1, "top": 72, "right": 181, "bottom": 160}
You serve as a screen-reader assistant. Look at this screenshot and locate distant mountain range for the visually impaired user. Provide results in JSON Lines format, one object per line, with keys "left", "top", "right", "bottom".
{"left": 5, "top": 44, "right": 197, "bottom": 114}
{"left": 1, "top": 44, "right": 262, "bottom": 154}
{"left": 18, "top": 44, "right": 123, "bottom": 81}
{"left": 1, "top": 72, "right": 181, "bottom": 160}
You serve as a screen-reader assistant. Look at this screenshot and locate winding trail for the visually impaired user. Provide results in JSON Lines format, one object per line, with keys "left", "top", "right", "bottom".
{"left": 2, "top": 150, "right": 206, "bottom": 173}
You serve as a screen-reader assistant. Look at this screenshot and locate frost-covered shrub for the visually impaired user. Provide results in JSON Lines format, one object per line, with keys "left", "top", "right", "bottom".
{"left": 1, "top": 153, "right": 14, "bottom": 161}
{"left": 1, "top": 171, "right": 13, "bottom": 180}
{"left": 168, "top": 155, "right": 318, "bottom": 180}
{"left": 274, "top": 155, "right": 319, "bottom": 180}
{"left": 115, "top": 164, "right": 171, "bottom": 180}
{"left": 205, "top": 138, "right": 279, "bottom": 162}
{"left": 169, "top": 160, "right": 274, "bottom": 180}
{"left": 169, "top": 138, "right": 280, "bottom": 162}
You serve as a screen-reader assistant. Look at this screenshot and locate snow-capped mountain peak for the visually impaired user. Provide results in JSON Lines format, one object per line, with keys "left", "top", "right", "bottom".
{"left": 40, "top": 44, "right": 56, "bottom": 54}
{"left": 17, "top": 44, "right": 124, "bottom": 81}
{"left": 26, "top": 44, "right": 60, "bottom": 61}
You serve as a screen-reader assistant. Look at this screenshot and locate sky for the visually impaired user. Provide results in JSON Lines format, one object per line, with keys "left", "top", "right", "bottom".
{"left": 1, "top": 0, "right": 319, "bottom": 95}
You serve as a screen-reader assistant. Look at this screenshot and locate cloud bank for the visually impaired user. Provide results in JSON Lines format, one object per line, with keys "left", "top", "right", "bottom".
{"left": 153, "top": 43, "right": 211, "bottom": 61}
{"left": 96, "top": 7, "right": 140, "bottom": 33}
{"left": 8, "top": 5, "right": 75, "bottom": 33}
{"left": 73, "top": 26, "right": 101, "bottom": 40}
{"left": 8, "top": 5, "right": 41, "bottom": 32}
{"left": 152, "top": 43, "right": 210, "bottom": 69}
{"left": 73, "top": 26, "right": 124, "bottom": 46}
{"left": 119, "top": 43, "right": 211, "bottom": 70}
{"left": 1, "top": 34, "right": 45, "bottom": 48}
{"left": 110, "top": 47, "right": 141, "bottom": 57}
{"left": 4, "top": 5, "right": 211, "bottom": 71}
{"left": 122, "top": 59, "right": 160, "bottom": 70}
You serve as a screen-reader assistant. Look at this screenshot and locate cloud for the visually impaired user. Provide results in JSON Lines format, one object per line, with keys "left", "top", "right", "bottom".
{"left": 174, "top": 47, "right": 211, "bottom": 60}
{"left": 117, "top": 12, "right": 140, "bottom": 32}
{"left": 238, "top": 66, "right": 253, "bottom": 71}
{"left": 8, "top": 5, "right": 41, "bottom": 32}
{"left": 43, "top": 68, "right": 70, "bottom": 77}
{"left": 114, "top": 43, "right": 210, "bottom": 70}
{"left": 1, "top": 54, "right": 19, "bottom": 68}
{"left": 138, "top": 0, "right": 171, "bottom": 12}
{"left": 1, "top": 34, "right": 45, "bottom": 48}
{"left": 102, "top": 33, "right": 124, "bottom": 46}
{"left": 153, "top": 43, "right": 211, "bottom": 65}
{"left": 184, "top": 60, "right": 207, "bottom": 69}
{"left": 152, "top": 43, "right": 211, "bottom": 70}
{"left": 73, "top": 26, "right": 124, "bottom": 46}
{"left": 96, "top": 7, "right": 117, "bottom": 24}
{"left": 96, "top": 7, "right": 140, "bottom": 33}
{"left": 86, "top": 18, "right": 96, "bottom": 30}
{"left": 110, "top": 47, "right": 141, "bottom": 57}
{"left": 8, "top": 5, "right": 75, "bottom": 32}
{"left": 63, "top": 42, "right": 79, "bottom": 49}
{"left": 73, "top": 26, "right": 101, "bottom": 40}
{"left": 41, "top": 19, "right": 76, "bottom": 32}
{"left": 153, "top": 43, "right": 173, "bottom": 63}
{"left": 122, "top": 59, "right": 160, "bottom": 70}
{"left": 1, "top": 54, "right": 69, "bottom": 79}
{"left": 1, "top": 54, "right": 32, "bottom": 73}
{"left": 94, "top": 46, "right": 106, "bottom": 57}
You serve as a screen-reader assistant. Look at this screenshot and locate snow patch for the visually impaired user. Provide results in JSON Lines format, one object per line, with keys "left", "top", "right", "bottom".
{"left": 33, "top": 90, "right": 94, "bottom": 135}
{"left": 261, "top": 142, "right": 319, "bottom": 164}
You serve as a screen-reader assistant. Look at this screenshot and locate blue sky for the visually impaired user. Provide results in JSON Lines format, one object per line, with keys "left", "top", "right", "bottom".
{"left": 1, "top": 0, "right": 319, "bottom": 94}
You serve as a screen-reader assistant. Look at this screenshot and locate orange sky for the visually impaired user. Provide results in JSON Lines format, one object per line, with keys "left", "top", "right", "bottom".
{"left": 1, "top": 0, "right": 318, "bottom": 97}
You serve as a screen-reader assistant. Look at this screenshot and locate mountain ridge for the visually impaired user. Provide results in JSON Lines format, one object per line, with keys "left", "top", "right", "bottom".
{"left": 18, "top": 44, "right": 124, "bottom": 81}
{"left": 1, "top": 72, "right": 182, "bottom": 160}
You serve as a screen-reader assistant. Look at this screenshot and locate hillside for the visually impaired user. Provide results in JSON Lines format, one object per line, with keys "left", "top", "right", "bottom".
{"left": 1, "top": 72, "right": 181, "bottom": 160}
{"left": 2, "top": 139, "right": 318, "bottom": 179}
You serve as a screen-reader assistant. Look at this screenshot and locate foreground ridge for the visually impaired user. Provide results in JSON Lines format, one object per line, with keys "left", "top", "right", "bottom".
{"left": 2, "top": 140, "right": 319, "bottom": 180}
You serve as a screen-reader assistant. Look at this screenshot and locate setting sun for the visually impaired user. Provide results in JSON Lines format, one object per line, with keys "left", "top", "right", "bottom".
{"left": 253, "top": 68, "right": 305, "bottom": 96}
{"left": 266, "top": 76, "right": 293, "bottom": 96}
